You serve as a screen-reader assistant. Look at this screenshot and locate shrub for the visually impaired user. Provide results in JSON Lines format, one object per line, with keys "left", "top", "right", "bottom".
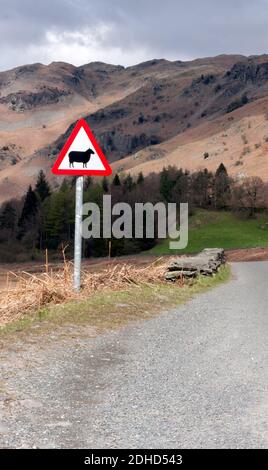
{"left": 202, "top": 74, "right": 215, "bottom": 85}
{"left": 227, "top": 93, "right": 248, "bottom": 113}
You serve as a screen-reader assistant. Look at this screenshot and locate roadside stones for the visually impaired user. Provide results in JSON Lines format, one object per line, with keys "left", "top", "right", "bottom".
{"left": 165, "top": 248, "right": 226, "bottom": 281}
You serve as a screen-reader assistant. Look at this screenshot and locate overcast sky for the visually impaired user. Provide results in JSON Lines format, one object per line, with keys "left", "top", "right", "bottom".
{"left": 1, "top": 0, "right": 268, "bottom": 71}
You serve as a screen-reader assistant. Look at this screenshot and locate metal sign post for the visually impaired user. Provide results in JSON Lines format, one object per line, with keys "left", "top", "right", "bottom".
{"left": 51, "top": 119, "right": 112, "bottom": 292}
{"left": 73, "top": 176, "right": 84, "bottom": 291}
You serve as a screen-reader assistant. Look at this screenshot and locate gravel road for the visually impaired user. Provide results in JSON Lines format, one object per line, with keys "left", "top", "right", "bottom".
{"left": 0, "top": 262, "right": 267, "bottom": 448}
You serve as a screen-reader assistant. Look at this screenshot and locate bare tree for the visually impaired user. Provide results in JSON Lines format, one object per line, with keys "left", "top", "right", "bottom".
{"left": 231, "top": 177, "right": 265, "bottom": 217}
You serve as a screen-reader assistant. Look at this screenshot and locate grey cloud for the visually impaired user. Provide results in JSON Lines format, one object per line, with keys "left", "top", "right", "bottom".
{"left": 1, "top": 0, "right": 268, "bottom": 69}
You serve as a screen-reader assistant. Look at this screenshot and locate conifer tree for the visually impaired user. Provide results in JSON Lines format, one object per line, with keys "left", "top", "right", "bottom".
{"left": 159, "top": 167, "right": 174, "bottom": 202}
{"left": 44, "top": 183, "right": 74, "bottom": 241}
{"left": 0, "top": 202, "right": 16, "bottom": 231}
{"left": 35, "top": 170, "right": 51, "bottom": 202}
{"left": 102, "top": 176, "right": 109, "bottom": 193}
{"left": 214, "top": 163, "right": 231, "bottom": 209}
{"left": 123, "top": 174, "right": 134, "bottom": 192}
{"left": 112, "top": 173, "right": 121, "bottom": 186}
{"left": 17, "top": 185, "right": 39, "bottom": 239}
{"left": 192, "top": 169, "right": 213, "bottom": 207}
{"left": 137, "top": 171, "right": 144, "bottom": 184}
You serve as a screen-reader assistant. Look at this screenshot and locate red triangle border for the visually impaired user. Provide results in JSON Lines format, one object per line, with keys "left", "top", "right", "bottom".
{"left": 51, "top": 119, "right": 112, "bottom": 176}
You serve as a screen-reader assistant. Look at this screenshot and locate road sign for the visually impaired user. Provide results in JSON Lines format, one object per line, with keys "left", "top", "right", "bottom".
{"left": 51, "top": 118, "right": 112, "bottom": 176}
{"left": 51, "top": 119, "right": 112, "bottom": 291}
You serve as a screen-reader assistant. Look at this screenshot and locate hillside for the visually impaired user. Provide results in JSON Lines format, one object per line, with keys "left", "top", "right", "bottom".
{"left": 1, "top": 54, "right": 268, "bottom": 203}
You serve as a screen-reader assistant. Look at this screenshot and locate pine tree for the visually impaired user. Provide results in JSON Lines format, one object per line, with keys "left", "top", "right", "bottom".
{"left": 123, "top": 174, "right": 134, "bottom": 192}
{"left": 44, "top": 183, "right": 74, "bottom": 241}
{"left": 192, "top": 169, "right": 213, "bottom": 207}
{"left": 35, "top": 170, "right": 50, "bottom": 201}
{"left": 214, "top": 163, "right": 231, "bottom": 209}
{"left": 0, "top": 202, "right": 16, "bottom": 231}
{"left": 112, "top": 173, "right": 121, "bottom": 186}
{"left": 172, "top": 169, "right": 190, "bottom": 204}
{"left": 137, "top": 171, "right": 144, "bottom": 184}
{"left": 18, "top": 186, "right": 38, "bottom": 225}
{"left": 17, "top": 186, "right": 39, "bottom": 239}
{"left": 159, "top": 167, "right": 174, "bottom": 202}
{"left": 102, "top": 176, "right": 109, "bottom": 193}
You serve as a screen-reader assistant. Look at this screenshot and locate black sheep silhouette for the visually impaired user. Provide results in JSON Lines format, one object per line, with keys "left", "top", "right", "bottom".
{"left": 68, "top": 147, "right": 95, "bottom": 168}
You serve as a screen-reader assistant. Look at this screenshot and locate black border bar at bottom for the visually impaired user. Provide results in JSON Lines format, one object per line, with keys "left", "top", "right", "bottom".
{"left": 0, "top": 449, "right": 265, "bottom": 468}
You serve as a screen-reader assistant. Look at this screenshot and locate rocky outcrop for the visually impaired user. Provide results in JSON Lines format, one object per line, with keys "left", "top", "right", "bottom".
{"left": 226, "top": 61, "right": 268, "bottom": 83}
{"left": 0, "top": 87, "right": 71, "bottom": 111}
{"left": 165, "top": 248, "right": 226, "bottom": 280}
{"left": 0, "top": 144, "right": 22, "bottom": 170}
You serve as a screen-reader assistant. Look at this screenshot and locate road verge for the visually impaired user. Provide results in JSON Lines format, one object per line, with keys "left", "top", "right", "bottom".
{"left": 0, "top": 264, "right": 230, "bottom": 339}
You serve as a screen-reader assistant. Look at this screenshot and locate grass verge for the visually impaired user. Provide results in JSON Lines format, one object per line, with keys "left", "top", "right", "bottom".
{"left": 1, "top": 265, "right": 231, "bottom": 338}
{"left": 150, "top": 209, "right": 268, "bottom": 255}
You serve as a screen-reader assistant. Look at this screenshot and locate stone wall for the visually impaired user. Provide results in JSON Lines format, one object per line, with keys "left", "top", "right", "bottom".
{"left": 165, "top": 248, "right": 226, "bottom": 280}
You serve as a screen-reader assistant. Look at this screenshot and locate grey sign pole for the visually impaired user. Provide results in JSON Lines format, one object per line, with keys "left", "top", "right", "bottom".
{"left": 73, "top": 176, "right": 84, "bottom": 291}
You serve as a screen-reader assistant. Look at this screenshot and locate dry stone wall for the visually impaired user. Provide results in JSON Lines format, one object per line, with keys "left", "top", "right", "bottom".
{"left": 165, "top": 248, "right": 226, "bottom": 280}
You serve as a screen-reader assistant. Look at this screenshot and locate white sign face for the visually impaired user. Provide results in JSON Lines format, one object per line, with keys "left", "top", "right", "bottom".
{"left": 58, "top": 127, "right": 106, "bottom": 171}
{"left": 51, "top": 119, "right": 112, "bottom": 176}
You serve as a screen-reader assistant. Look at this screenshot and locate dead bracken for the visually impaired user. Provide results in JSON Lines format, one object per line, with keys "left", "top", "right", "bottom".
{"left": 0, "top": 258, "right": 171, "bottom": 327}
{"left": 0, "top": 249, "right": 227, "bottom": 328}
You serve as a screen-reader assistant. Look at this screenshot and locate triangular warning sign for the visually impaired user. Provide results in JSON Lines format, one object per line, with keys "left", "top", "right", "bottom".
{"left": 51, "top": 119, "right": 112, "bottom": 176}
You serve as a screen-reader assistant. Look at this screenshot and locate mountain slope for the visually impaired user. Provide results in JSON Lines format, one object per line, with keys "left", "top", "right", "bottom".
{"left": 1, "top": 54, "right": 268, "bottom": 203}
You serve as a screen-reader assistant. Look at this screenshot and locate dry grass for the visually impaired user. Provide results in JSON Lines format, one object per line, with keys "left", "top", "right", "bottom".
{"left": 0, "top": 258, "right": 173, "bottom": 327}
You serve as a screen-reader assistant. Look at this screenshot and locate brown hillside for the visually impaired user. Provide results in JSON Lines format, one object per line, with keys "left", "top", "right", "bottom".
{"left": 1, "top": 54, "right": 268, "bottom": 203}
